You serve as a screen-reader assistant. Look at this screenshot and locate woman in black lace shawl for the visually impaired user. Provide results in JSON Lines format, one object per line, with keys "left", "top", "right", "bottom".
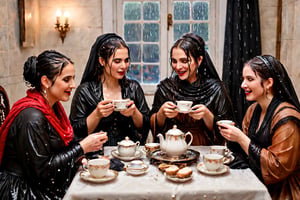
{"left": 150, "top": 33, "right": 234, "bottom": 145}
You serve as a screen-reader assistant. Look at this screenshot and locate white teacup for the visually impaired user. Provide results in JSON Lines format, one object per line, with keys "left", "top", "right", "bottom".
{"left": 144, "top": 143, "right": 160, "bottom": 156}
{"left": 87, "top": 157, "right": 110, "bottom": 178}
{"left": 203, "top": 153, "right": 224, "bottom": 171}
{"left": 176, "top": 100, "right": 193, "bottom": 112}
{"left": 210, "top": 145, "right": 229, "bottom": 156}
{"left": 217, "top": 120, "right": 235, "bottom": 127}
{"left": 113, "top": 99, "right": 130, "bottom": 111}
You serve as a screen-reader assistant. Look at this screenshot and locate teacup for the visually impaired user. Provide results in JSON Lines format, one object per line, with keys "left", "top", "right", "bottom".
{"left": 128, "top": 160, "right": 144, "bottom": 170}
{"left": 217, "top": 120, "right": 235, "bottom": 128}
{"left": 210, "top": 145, "right": 229, "bottom": 156}
{"left": 87, "top": 157, "right": 110, "bottom": 178}
{"left": 176, "top": 100, "right": 193, "bottom": 112}
{"left": 113, "top": 99, "right": 130, "bottom": 111}
{"left": 203, "top": 153, "right": 224, "bottom": 171}
{"left": 145, "top": 143, "right": 160, "bottom": 156}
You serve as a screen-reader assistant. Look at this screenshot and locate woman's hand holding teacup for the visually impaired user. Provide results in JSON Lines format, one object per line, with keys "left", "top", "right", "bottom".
{"left": 120, "top": 100, "right": 135, "bottom": 117}
{"left": 79, "top": 131, "right": 108, "bottom": 154}
{"left": 96, "top": 99, "right": 114, "bottom": 118}
{"left": 160, "top": 101, "right": 178, "bottom": 119}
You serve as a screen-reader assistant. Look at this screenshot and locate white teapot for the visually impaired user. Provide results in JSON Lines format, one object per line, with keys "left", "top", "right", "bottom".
{"left": 117, "top": 136, "right": 140, "bottom": 157}
{"left": 157, "top": 125, "right": 193, "bottom": 157}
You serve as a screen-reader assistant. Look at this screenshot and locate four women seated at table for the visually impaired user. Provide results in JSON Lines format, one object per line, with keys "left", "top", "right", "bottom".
{"left": 0, "top": 32, "right": 299, "bottom": 200}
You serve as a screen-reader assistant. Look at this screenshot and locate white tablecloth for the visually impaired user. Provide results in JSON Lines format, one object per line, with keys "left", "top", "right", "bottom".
{"left": 63, "top": 146, "right": 271, "bottom": 200}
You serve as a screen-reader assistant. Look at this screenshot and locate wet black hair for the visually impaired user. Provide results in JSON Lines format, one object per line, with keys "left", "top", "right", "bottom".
{"left": 23, "top": 50, "right": 73, "bottom": 92}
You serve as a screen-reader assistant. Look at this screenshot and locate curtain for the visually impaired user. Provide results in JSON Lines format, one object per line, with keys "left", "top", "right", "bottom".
{"left": 222, "top": 0, "right": 261, "bottom": 127}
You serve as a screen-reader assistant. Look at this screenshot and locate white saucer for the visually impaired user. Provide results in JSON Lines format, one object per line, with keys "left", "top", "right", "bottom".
{"left": 125, "top": 163, "right": 149, "bottom": 176}
{"left": 111, "top": 149, "right": 143, "bottom": 161}
{"left": 164, "top": 172, "right": 193, "bottom": 183}
{"left": 80, "top": 170, "right": 118, "bottom": 183}
{"left": 223, "top": 155, "right": 235, "bottom": 165}
{"left": 197, "top": 162, "right": 229, "bottom": 175}
{"left": 114, "top": 108, "right": 127, "bottom": 111}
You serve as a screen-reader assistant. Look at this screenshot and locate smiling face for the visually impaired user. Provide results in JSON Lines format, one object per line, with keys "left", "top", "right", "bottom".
{"left": 102, "top": 47, "right": 130, "bottom": 81}
{"left": 171, "top": 47, "right": 201, "bottom": 83}
{"left": 241, "top": 65, "right": 269, "bottom": 103}
{"left": 46, "top": 63, "right": 76, "bottom": 106}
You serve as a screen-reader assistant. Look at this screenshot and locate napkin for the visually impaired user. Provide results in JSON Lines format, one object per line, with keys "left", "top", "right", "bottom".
{"left": 110, "top": 158, "right": 124, "bottom": 171}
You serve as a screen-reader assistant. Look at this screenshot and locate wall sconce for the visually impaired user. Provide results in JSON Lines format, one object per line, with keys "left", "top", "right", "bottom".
{"left": 55, "top": 10, "right": 70, "bottom": 43}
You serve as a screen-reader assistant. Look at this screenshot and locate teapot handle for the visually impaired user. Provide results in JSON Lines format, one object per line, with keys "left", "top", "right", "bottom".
{"left": 184, "top": 132, "right": 193, "bottom": 147}
{"left": 135, "top": 141, "right": 140, "bottom": 149}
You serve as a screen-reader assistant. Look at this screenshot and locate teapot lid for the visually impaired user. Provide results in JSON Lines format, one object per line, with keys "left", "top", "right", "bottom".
{"left": 166, "top": 125, "right": 183, "bottom": 136}
{"left": 119, "top": 136, "right": 134, "bottom": 146}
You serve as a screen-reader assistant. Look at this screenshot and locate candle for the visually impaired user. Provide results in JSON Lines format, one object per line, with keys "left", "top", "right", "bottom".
{"left": 56, "top": 10, "right": 62, "bottom": 24}
{"left": 64, "top": 11, "right": 70, "bottom": 25}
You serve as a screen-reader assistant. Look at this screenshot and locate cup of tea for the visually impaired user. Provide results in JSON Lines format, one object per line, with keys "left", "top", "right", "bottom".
{"left": 145, "top": 143, "right": 160, "bottom": 156}
{"left": 210, "top": 145, "right": 229, "bottom": 156}
{"left": 217, "top": 120, "right": 235, "bottom": 128}
{"left": 113, "top": 99, "right": 130, "bottom": 111}
{"left": 87, "top": 157, "right": 110, "bottom": 178}
{"left": 176, "top": 100, "right": 193, "bottom": 112}
{"left": 203, "top": 153, "right": 224, "bottom": 171}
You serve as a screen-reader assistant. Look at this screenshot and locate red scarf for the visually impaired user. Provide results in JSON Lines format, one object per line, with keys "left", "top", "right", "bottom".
{"left": 0, "top": 89, "right": 73, "bottom": 166}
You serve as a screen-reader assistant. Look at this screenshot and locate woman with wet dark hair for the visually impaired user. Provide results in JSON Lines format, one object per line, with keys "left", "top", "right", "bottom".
{"left": 150, "top": 33, "right": 234, "bottom": 145}
{"left": 218, "top": 55, "right": 300, "bottom": 200}
{"left": 0, "top": 50, "right": 107, "bottom": 199}
{"left": 70, "top": 33, "right": 150, "bottom": 148}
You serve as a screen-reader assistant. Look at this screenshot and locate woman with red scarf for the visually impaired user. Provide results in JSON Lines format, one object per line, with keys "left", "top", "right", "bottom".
{"left": 0, "top": 50, "right": 108, "bottom": 199}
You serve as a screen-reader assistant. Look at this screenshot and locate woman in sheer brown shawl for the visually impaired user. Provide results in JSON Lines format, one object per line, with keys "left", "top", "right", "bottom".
{"left": 218, "top": 55, "right": 300, "bottom": 200}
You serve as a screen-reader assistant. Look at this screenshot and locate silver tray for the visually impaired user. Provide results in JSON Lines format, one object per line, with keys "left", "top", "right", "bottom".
{"left": 150, "top": 149, "right": 200, "bottom": 166}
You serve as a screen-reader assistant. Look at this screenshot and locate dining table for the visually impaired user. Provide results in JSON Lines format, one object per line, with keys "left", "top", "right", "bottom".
{"left": 63, "top": 146, "right": 272, "bottom": 200}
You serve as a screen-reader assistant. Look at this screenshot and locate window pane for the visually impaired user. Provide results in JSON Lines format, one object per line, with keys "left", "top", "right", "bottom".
{"left": 192, "top": 2, "right": 209, "bottom": 20}
{"left": 143, "top": 2, "right": 160, "bottom": 20}
{"left": 174, "top": 23, "right": 190, "bottom": 41}
{"left": 128, "top": 44, "right": 141, "bottom": 62}
{"left": 124, "top": 23, "right": 141, "bottom": 42}
{"left": 174, "top": 1, "right": 190, "bottom": 20}
{"left": 143, "top": 65, "right": 159, "bottom": 84}
{"left": 124, "top": 2, "right": 141, "bottom": 20}
{"left": 127, "top": 64, "right": 141, "bottom": 82}
{"left": 143, "top": 44, "right": 159, "bottom": 62}
{"left": 193, "top": 23, "right": 209, "bottom": 41}
{"left": 143, "top": 23, "right": 159, "bottom": 42}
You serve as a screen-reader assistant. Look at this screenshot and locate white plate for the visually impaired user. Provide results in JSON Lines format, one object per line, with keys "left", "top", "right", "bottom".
{"left": 125, "top": 164, "right": 149, "bottom": 176}
{"left": 80, "top": 170, "right": 118, "bottom": 183}
{"left": 197, "top": 162, "right": 229, "bottom": 175}
{"left": 164, "top": 172, "right": 193, "bottom": 183}
{"left": 223, "top": 155, "right": 235, "bottom": 165}
{"left": 111, "top": 149, "right": 143, "bottom": 161}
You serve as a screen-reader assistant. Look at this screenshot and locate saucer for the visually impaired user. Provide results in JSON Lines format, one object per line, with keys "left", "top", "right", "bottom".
{"left": 197, "top": 162, "right": 229, "bottom": 175}
{"left": 164, "top": 172, "right": 193, "bottom": 183}
{"left": 80, "top": 170, "right": 118, "bottom": 183}
{"left": 223, "top": 155, "right": 235, "bottom": 165}
{"left": 125, "top": 163, "right": 149, "bottom": 176}
{"left": 111, "top": 149, "right": 143, "bottom": 161}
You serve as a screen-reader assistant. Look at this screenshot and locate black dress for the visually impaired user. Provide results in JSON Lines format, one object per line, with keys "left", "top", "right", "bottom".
{"left": 150, "top": 75, "right": 234, "bottom": 145}
{"left": 70, "top": 79, "right": 150, "bottom": 146}
{"left": 0, "top": 108, "right": 83, "bottom": 199}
